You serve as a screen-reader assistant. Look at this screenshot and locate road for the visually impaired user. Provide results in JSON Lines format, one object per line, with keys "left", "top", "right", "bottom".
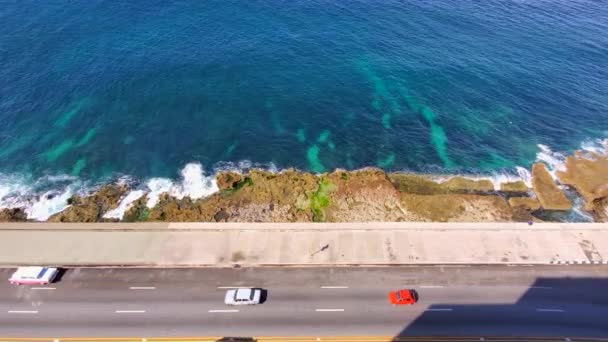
{"left": 0, "top": 265, "right": 607, "bottom": 338}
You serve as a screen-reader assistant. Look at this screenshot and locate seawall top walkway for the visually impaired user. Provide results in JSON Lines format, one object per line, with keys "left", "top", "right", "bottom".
{"left": 0, "top": 222, "right": 606, "bottom": 266}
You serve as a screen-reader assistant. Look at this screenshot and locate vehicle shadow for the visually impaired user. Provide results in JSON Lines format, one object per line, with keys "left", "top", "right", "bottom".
{"left": 257, "top": 288, "right": 268, "bottom": 304}
{"left": 52, "top": 267, "right": 67, "bottom": 283}
{"left": 392, "top": 277, "right": 608, "bottom": 339}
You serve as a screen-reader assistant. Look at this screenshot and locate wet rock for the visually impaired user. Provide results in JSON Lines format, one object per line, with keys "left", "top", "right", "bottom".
{"left": 440, "top": 177, "right": 494, "bottom": 193}
{"left": 400, "top": 193, "right": 524, "bottom": 222}
{"left": 48, "top": 184, "right": 128, "bottom": 222}
{"left": 592, "top": 197, "right": 608, "bottom": 222}
{"left": 500, "top": 181, "right": 529, "bottom": 194}
{"left": 0, "top": 208, "right": 28, "bottom": 222}
{"left": 389, "top": 174, "right": 494, "bottom": 195}
{"left": 531, "top": 163, "right": 571, "bottom": 211}
{"left": 122, "top": 195, "right": 150, "bottom": 222}
{"left": 556, "top": 151, "right": 608, "bottom": 210}
{"left": 508, "top": 197, "right": 541, "bottom": 211}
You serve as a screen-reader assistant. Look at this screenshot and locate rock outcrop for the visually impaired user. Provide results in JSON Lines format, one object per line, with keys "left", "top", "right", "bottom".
{"left": 556, "top": 151, "right": 608, "bottom": 211}
{"left": 592, "top": 197, "right": 608, "bottom": 222}
{"left": 324, "top": 169, "right": 405, "bottom": 222}
{"left": 500, "top": 181, "right": 529, "bottom": 194}
{"left": 0, "top": 208, "right": 28, "bottom": 222}
{"left": 399, "top": 193, "right": 524, "bottom": 222}
{"left": 389, "top": 174, "right": 494, "bottom": 195}
{"left": 48, "top": 184, "right": 128, "bottom": 222}
{"left": 531, "top": 163, "right": 571, "bottom": 211}
{"left": 508, "top": 197, "right": 541, "bottom": 211}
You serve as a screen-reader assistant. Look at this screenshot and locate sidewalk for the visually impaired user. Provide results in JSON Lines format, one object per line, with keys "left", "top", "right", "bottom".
{"left": 0, "top": 223, "right": 606, "bottom": 266}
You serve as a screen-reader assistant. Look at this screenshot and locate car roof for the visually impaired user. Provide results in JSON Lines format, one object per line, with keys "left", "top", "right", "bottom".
{"left": 235, "top": 288, "right": 253, "bottom": 300}
{"left": 14, "top": 267, "right": 50, "bottom": 279}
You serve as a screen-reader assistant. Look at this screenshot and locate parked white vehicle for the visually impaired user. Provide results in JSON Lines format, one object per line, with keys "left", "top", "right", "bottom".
{"left": 9, "top": 267, "right": 59, "bottom": 285}
{"left": 224, "top": 288, "right": 262, "bottom": 305}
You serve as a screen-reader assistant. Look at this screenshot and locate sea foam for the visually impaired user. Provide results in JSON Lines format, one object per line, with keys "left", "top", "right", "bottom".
{"left": 145, "top": 162, "right": 218, "bottom": 208}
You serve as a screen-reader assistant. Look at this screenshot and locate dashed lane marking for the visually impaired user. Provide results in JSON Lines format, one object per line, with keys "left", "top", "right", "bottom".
{"left": 115, "top": 310, "right": 146, "bottom": 313}
{"left": 208, "top": 309, "right": 239, "bottom": 313}
{"left": 7, "top": 310, "right": 38, "bottom": 314}
{"left": 320, "top": 286, "right": 349, "bottom": 289}
{"left": 425, "top": 308, "right": 453, "bottom": 312}
{"left": 31, "top": 287, "right": 56, "bottom": 290}
{"left": 419, "top": 285, "right": 444, "bottom": 288}
{"left": 129, "top": 286, "right": 156, "bottom": 290}
{"left": 536, "top": 308, "right": 564, "bottom": 312}
{"left": 315, "top": 309, "right": 345, "bottom": 312}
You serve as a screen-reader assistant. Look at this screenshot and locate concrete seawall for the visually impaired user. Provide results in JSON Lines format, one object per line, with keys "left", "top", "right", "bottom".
{"left": 0, "top": 222, "right": 607, "bottom": 266}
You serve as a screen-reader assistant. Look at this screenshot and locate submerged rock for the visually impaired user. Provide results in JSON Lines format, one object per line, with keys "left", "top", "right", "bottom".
{"left": 556, "top": 151, "right": 608, "bottom": 211}
{"left": 531, "top": 163, "right": 571, "bottom": 211}
{"left": 0, "top": 208, "right": 28, "bottom": 222}
{"left": 48, "top": 184, "right": 128, "bottom": 222}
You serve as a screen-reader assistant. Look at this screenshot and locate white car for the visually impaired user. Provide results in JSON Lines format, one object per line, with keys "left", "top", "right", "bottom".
{"left": 224, "top": 288, "right": 262, "bottom": 306}
{"left": 9, "top": 267, "right": 59, "bottom": 285}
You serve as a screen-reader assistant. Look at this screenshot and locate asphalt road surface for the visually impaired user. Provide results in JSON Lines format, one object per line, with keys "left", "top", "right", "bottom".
{"left": 0, "top": 265, "right": 607, "bottom": 338}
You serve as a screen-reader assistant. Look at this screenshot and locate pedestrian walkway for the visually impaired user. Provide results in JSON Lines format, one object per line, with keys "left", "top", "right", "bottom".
{"left": 0, "top": 223, "right": 606, "bottom": 266}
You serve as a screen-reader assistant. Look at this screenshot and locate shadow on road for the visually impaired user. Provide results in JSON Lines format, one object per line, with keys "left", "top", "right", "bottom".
{"left": 393, "top": 277, "right": 608, "bottom": 340}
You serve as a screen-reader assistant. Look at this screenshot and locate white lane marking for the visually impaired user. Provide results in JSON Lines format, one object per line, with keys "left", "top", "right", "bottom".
{"left": 31, "top": 287, "right": 56, "bottom": 290}
{"left": 536, "top": 308, "right": 564, "bottom": 312}
{"left": 129, "top": 286, "right": 156, "bottom": 290}
{"left": 426, "top": 308, "right": 453, "bottom": 312}
{"left": 530, "top": 286, "right": 553, "bottom": 289}
{"left": 115, "top": 310, "right": 146, "bottom": 313}
{"left": 320, "top": 286, "right": 349, "bottom": 289}
{"left": 8, "top": 310, "right": 38, "bottom": 314}
{"left": 209, "top": 309, "right": 239, "bottom": 313}
{"left": 315, "top": 308, "right": 345, "bottom": 312}
{"left": 419, "top": 285, "right": 444, "bottom": 288}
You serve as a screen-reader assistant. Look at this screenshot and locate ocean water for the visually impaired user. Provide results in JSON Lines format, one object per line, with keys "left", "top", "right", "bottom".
{"left": 1, "top": 0, "right": 607, "bottom": 219}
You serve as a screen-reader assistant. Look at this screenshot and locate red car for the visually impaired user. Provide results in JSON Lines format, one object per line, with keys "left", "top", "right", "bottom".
{"left": 388, "top": 289, "right": 419, "bottom": 305}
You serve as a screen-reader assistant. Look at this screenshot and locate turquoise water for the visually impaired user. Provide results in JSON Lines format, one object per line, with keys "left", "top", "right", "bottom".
{"left": 1, "top": 0, "right": 607, "bottom": 184}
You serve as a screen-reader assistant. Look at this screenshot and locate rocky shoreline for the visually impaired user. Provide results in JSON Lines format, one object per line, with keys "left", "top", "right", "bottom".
{"left": 2, "top": 143, "right": 607, "bottom": 223}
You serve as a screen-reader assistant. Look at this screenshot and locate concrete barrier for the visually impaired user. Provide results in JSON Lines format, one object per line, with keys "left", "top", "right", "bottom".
{"left": 0, "top": 223, "right": 606, "bottom": 266}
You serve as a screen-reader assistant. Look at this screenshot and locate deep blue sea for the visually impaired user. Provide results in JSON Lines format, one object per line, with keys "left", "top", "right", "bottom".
{"left": 1, "top": 0, "right": 607, "bottom": 219}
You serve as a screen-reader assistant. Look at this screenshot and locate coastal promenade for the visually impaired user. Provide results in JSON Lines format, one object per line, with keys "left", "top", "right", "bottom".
{"left": 0, "top": 222, "right": 607, "bottom": 266}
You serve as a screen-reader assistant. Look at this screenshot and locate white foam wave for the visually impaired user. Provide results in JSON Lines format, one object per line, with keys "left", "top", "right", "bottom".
{"left": 580, "top": 138, "right": 608, "bottom": 156}
{"left": 213, "top": 160, "right": 281, "bottom": 174}
{"left": 535, "top": 144, "right": 566, "bottom": 179}
{"left": 145, "top": 163, "right": 218, "bottom": 208}
{"left": 430, "top": 168, "right": 531, "bottom": 191}
{"left": 25, "top": 188, "right": 73, "bottom": 221}
{"left": 103, "top": 190, "right": 146, "bottom": 220}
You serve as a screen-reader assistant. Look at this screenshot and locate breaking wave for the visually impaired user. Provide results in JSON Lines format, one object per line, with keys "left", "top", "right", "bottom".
{"left": 0, "top": 138, "right": 606, "bottom": 221}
